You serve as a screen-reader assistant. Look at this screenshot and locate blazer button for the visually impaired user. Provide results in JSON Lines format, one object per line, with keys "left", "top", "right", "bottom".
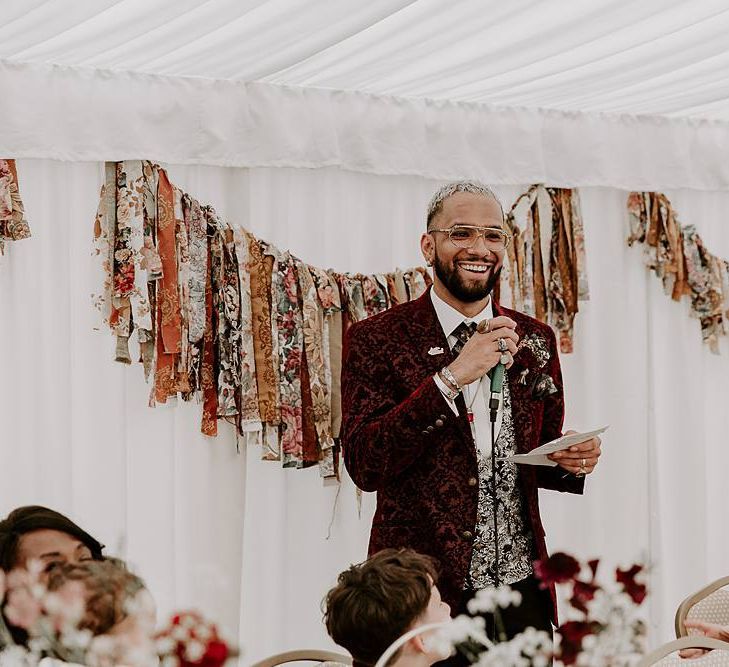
{"left": 462, "top": 530, "right": 473, "bottom": 540}
{"left": 427, "top": 425, "right": 435, "bottom": 433}
{"left": 435, "top": 418, "right": 444, "bottom": 427}
{"left": 421, "top": 430, "right": 429, "bottom": 436}
{"left": 468, "top": 477, "right": 478, "bottom": 487}
{"left": 439, "top": 414, "right": 447, "bottom": 420}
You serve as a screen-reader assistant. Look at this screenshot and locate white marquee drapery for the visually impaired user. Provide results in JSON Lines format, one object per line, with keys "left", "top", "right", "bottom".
{"left": 2, "top": 1, "right": 729, "bottom": 659}
{"left": 3, "top": 60, "right": 729, "bottom": 191}
{"left": 1, "top": 160, "right": 728, "bottom": 663}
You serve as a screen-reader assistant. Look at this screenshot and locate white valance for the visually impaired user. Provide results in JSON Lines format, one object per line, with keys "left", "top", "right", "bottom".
{"left": 3, "top": 59, "right": 729, "bottom": 191}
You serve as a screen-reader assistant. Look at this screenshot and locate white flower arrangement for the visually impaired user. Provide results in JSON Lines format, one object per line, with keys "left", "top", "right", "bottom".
{"left": 375, "top": 553, "right": 648, "bottom": 666}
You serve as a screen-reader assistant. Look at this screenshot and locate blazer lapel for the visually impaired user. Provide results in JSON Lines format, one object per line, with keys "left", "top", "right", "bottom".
{"left": 409, "top": 288, "right": 453, "bottom": 374}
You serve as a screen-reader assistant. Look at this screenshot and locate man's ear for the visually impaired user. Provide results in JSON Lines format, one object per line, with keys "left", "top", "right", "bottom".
{"left": 409, "top": 633, "right": 428, "bottom": 654}
{"left": 420, "top": 232, "right": 434, "bottom": 264}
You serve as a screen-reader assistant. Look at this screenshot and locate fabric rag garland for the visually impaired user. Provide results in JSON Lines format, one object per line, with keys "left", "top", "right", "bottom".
{"left": 499, "top": 185, "right": 589, "bottom": 353}
{"left": 627, "top": 191, "right": 729, "bottom": 353}
{"left": 92, "top": 161, "right": 431, "bottom": 479}
{"left": 0, "top": 159, "right": 31, "bottom": 257}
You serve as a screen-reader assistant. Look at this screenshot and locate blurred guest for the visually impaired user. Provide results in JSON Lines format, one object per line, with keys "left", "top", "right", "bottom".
{"left": 0, "top": 505, "right": 104, "bottom": 576}
{"left": 0, "top": 505, "right": 105, "bottom": 650}
{"left": 324, "top": 548, "right": 452, "bottom": 667}
{"left": 47, "top": 559, "right": 157, "bottom": 667}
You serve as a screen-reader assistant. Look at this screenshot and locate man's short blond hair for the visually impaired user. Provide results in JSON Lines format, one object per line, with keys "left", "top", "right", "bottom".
{"left": 426, "top": 181, "right": 503, "bottom": 229}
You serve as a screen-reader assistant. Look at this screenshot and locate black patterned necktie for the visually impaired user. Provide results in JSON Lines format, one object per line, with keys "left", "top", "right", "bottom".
{"left": 451, "top": 321, "right": 477, "bottom": 356}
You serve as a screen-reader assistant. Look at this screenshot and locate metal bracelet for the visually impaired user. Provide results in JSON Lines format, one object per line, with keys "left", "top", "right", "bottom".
{"left": 440, "top": 366, "right": 462, "bottom": 392}
{"left": 437, "top": 372, "right": 459, "bottom": 401}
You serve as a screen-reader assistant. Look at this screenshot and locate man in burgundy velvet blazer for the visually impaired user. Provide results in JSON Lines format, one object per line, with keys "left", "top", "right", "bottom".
{"left": 341, "top": 182, "right": 601, "bottom": 635}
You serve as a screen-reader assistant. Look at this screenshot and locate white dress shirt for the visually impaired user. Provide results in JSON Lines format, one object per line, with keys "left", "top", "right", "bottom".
{"left": 430, "top": 289, "right": 503, "bottom": 454}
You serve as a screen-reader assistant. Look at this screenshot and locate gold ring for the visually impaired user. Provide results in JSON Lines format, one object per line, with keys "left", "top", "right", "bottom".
{"left": 476, "top": 319, "right": 492, "bottom": 334}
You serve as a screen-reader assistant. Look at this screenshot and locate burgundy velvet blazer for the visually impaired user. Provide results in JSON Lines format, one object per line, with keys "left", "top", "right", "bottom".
{"left": 341, "top": 288, "right": 584, "bottom": 617}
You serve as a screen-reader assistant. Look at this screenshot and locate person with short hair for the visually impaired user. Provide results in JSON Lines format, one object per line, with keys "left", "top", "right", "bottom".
{"left": 324, "top": 548, "right": 452, "bottom": 667}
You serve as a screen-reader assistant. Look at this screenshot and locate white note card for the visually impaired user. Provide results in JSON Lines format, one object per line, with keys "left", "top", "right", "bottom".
{"left": 501, "top": 426, "right": 609, "bottom": 467}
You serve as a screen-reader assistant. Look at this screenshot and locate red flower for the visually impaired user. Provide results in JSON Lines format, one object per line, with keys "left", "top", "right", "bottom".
{"left": 556, "top": 621, "right": 597, "bottom": 665}
{"left": 179, "top": 640, "right": 229, "bottom": 667}
{"left": 569, "top": 579, "right": 600, "bottom": 614}
{"left": 534, "top": 552, "right": 581, "bottom": 588}
{"left": 283, "top": 347, "right": 301, "bottom": 374}
{"left": 616, "top": 565, "right": 647, "bottom": 605}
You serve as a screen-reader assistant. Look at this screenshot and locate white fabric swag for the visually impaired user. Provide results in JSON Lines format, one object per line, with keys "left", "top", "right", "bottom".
{"left": 2, "top": 60, "right": 729, "bottom": 192}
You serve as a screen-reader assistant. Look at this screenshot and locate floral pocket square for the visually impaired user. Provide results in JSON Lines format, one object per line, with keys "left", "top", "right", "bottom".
{"left": 530, "top": 373, "right": 558, "bottom": 400}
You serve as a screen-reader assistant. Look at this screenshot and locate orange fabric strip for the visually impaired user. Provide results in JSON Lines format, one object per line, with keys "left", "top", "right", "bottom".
{"left": 157, "top": 170, "right": 182, "bottom": 354}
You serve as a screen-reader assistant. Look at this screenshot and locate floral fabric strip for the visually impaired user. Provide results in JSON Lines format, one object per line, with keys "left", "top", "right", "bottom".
{"left": 209, "top": 211, "right": 240, "bottom": 419}
{"left": 92, "top": 163, "right": 117, "bottom": 328}
{"left": 0, "top": 160, "right": 31, "bottom": 258}
{"left": 153, "top": 168, "right": 182, "bottom": 403}
{"left": 116, "top": 161, "right": 153, "bottom": 332}
{"left": 504, "top": 185, "right": 589, "bottom": 353}
{"left": 627, "top": 191, "right": 728, "bottom": 353}
{"left": 547, "top": 187, "right": 581, "bottom": 354}
{"left": 271, "top": 248, "right": 305, "bottom": 468}
{"left": 200, "top": 225, "right": 218, "bottom": 436}
{"left": 322, "top": 269, "right": 344, "bottom": 440}
{"left": 248, "top": 232, "right": 280, "bottom": 428}
{"left": 234, "top": 228, "right": 262, "bottom": 432}
{"left": 298, "top": 261, "right": 335, "bottom": 476}
{"left": 174, "top": 187, "right": 191, "bottom": 389}
{"left": 361, "top": 275, "right": 388, "bottom": 318}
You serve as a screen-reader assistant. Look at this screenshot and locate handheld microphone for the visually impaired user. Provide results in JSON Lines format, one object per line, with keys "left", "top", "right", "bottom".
{"left": 476, "top": 319, "right": 507, "bottom": 423}
{"left": 488, "top": 361, "right": 505, "bottom": 423}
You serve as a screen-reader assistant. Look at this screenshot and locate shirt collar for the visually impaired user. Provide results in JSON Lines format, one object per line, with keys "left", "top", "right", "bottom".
{"left": 430, "top": 287, "right": 493, "bottom": 340}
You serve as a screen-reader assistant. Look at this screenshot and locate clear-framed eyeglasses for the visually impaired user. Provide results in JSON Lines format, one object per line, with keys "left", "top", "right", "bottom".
{"left": 429, "top": 224, "right": 511, "bottom": 250}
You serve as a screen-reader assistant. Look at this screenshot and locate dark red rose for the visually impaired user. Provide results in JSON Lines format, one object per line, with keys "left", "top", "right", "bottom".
{"left": 556, "top": 621, "right": 597, "bottom": 665}
{"left": 616, "top": 564, "right": 647, "bottom": 604}
{"left": 534, "top": 552, "right": 581, "bottom": 588}
{"left": 569, "top": 579, "right": 600, "bottom": 614}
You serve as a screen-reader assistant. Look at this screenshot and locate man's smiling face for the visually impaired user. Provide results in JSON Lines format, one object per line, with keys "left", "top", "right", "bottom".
{"left": 423, "top": 191, "right": 505, "bottom": 303}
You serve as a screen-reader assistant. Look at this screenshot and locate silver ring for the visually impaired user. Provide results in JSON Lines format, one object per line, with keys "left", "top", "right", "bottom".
{"left": 497, "top": 338, "right": 508, "bottom": 353}
{"left": 578, "top": 458, "right": 587, "bottom": 476}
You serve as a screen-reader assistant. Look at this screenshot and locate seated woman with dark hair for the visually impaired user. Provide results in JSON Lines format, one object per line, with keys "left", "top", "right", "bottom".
{"left": 0, "top": 505, "right": 104, "bottom": 576}
{"left": 323, "top": 548, "right": 453, "bottom": 667}
{"left": 0, "top": 505, "right": 106, "bottom": 651}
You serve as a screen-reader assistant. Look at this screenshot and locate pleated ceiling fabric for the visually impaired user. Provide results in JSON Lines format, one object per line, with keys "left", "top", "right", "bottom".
{"left": 1, "top": 0, "right": 728, "bottom": 119}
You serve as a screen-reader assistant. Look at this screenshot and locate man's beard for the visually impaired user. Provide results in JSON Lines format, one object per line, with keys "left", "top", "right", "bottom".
{"left": 433, "top": 253, "right": 501, "bottom": 303}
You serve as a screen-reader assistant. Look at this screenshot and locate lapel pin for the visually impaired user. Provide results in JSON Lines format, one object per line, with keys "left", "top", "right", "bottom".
{"left": 519, "top": 368, "right": 530, "bottom": 385}
{"left": 428, "top": 346, "right": 444, "bottom": 356}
